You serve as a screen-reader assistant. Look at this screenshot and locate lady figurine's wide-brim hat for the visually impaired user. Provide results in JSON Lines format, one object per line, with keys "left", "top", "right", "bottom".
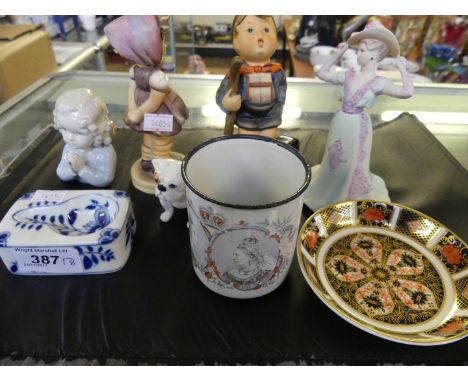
{"left": 347, "top": 21, "right": 400, "bottom": 57}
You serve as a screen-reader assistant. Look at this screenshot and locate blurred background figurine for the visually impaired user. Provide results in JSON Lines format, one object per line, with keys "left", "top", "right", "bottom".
{"left": 54, "top": 88, "right": 117, "bottom": 188}
{"left": 216, "top": 15, "right": 286, "bottom": 139}
{"left": 187, "top": 54, "right": 207, "bottom": 74}
{"left": 104, "top": 16, "right": 189, "bottom": 193}
{"left": 303, "top": 21, "right": 414, "bottom": 211}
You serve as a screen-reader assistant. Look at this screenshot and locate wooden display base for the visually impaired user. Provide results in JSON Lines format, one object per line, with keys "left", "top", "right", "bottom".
{"left": 130, "top": 152, "right": 185, "bottom": 194}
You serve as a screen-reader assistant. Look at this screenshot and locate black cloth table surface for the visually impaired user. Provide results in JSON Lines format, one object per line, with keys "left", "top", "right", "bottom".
{"left": 0, "top": 113, "right": 467, "bottom": 365}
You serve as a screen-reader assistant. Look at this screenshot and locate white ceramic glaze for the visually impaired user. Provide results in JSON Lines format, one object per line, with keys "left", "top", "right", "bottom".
{"left": 309, "top": 45, "right": 338, "bottom": 67}
{"left": 378, "top": 57, "right": 420, "bottom": 73}
{"left": 54, "top": 88, "right": 117, "bottom": 187}
{"left": 152, "top": 158, "right": 187, "bottom": 222}
{"left": 182, "top": 136, "right": 311, "bottom": 298}
{"left": 340, "top": 48, "right": 359, "bottom": 69}
{"left": 313, "top": 65, "right": 432, "bottom": 84}
{"left": 0, "top": 190, "right": 136, "bottom": 275}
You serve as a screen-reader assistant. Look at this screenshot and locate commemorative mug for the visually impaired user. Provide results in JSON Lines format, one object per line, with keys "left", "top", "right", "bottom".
{"left": 182, "top": 135, "right": 311, "bottom": 298}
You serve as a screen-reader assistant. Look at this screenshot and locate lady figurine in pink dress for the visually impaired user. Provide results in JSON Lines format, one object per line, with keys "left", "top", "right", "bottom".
{"left": 303, "top": 21, "right": 414, "bottom": 211}
{"left": 104, "top": 16, "right": 188, "bottom": 193}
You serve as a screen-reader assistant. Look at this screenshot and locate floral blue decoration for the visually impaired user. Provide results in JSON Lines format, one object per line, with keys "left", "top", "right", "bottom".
{"left": 114, "top": 191, "right": 129, "bottom": 198}
{"left": 10, "top": 261, "right": 18, "bottom": 273}
{"left": 125, "top": 214, "right": 136, "bottom": 249}
{"left": 13, "top": 196, "right": 115, "bottom": 236}
{"left": 74, "top": 245, "right": 116, "bottom": 270}
{"left": 68, "top": 209, "right": 77, "bottom": 225}
{"left": 100, "top": 248, "right": 115, "bottom": 262}
{"left": 19, "top": 193, "right": 33, "bottom": 200}
{"left": 0, "top": 232, "right": 10, "bottom": 247}
{"left": 98, "top": 228, "right": 120, "bottom": 245}
{"left": 94, "top": 206, "right": 110, "bottom": 228}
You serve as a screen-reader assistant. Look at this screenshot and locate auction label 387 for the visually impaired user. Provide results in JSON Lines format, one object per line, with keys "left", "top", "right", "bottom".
{"left": 12, "top": 247, "right": 84, "bottom": 274}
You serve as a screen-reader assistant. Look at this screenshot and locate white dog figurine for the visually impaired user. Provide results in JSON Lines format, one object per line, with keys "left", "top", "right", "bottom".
{"left": 152, "top": 158, "right": 187, "bottom": 222}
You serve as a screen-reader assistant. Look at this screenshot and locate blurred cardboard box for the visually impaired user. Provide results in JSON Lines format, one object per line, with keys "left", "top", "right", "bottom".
{"left": 0, "top": 24, "right": 57, "bottom": 103}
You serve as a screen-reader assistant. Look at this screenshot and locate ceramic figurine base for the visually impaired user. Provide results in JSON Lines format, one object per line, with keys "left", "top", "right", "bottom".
{"left": 130, "top": 152, "right": 184, "bottom": 194}
{"left": 0, "top": 190, "right": 136, "bottom": 275}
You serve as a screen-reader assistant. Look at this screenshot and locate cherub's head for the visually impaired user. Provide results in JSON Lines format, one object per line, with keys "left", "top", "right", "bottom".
{"left": 53, "top": 88, "right": 113, "bottom": 149}
{"left": 232, "top": 16, "right": 278, "bottom": 64}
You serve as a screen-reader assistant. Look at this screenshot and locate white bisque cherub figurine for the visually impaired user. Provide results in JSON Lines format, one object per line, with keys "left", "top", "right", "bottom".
{"left": 54, "top": 88, "right": 117, "bottom": 187}
{"left": 303, "top": 21, "right": 414, "bottom": 211}
{"left": 152, "top": 158, "right": 187, "bottom": 222}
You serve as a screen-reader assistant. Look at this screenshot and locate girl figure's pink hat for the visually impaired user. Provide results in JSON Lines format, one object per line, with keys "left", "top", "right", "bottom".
{"left": 104, "top": 16, "right": 164, "bottom": 66}
{"left": 347, "top": 21, "right": 400, "bottom": 57}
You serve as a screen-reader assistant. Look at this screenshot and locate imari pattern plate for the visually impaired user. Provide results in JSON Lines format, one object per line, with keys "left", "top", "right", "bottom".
{"left": 298, "top": 200, "right": 468, "bottom": 345}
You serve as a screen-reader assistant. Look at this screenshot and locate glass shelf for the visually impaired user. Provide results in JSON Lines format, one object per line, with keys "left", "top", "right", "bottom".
{"left": 0, "top": 70, "right": 467, "bottom": 178}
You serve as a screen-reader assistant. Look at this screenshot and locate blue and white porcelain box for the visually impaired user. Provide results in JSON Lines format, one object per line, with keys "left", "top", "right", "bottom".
{"left": 0, "top": 190, "right": 136, "bottom": 275}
